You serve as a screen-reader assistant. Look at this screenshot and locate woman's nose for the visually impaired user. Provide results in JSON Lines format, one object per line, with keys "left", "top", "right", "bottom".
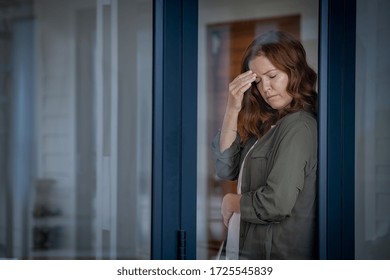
{"left": 261, "top": 79, "right": 271, "bottom": 94}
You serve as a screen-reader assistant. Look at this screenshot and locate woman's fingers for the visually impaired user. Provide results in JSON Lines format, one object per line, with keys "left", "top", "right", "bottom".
{"left": 221, "top": 193, "right": 236, "bottom": 227}
{"left": 227, "top": 71, "right": 256, "bottom": 111}
{"left": 229, "top": 71, "right": 256, "bottom": 94}
{"left": 222, "top": 209, "right": 233, "bottom": 227}
{"left": 231, "top": 70, "right": 256, "bottom": 84}
{"left": 221, "top": 196, "right": 232, "bottom": 227}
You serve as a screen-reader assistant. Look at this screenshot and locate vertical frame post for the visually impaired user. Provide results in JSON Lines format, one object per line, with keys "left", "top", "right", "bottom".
{"left": 319, "top": 0, "right": 356, "bottom": 259}
{"left": 152, "top": 0, "right": 198, "bottom": 259}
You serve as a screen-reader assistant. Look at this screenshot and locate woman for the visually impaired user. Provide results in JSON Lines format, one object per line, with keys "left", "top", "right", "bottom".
{"left": 212, "top": 31, "right": 318, "bottom": 259}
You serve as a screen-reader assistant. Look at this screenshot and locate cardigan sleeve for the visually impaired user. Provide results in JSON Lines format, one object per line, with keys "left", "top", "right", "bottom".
{"left": 211, "top": 131, "right": 242, "bottom": 181}
{"left": 240, "top": 119, "right": 316, "bottom": 224}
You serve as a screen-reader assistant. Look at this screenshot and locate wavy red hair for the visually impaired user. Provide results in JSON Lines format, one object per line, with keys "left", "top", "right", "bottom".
{"left": 237, "top": 31, "right": 317, "bottom": 143}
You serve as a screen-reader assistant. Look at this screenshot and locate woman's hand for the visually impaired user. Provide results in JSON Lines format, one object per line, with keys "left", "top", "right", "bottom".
{"left": 219, "top": 71, "right": 257, "bottom": 153}
{"left": 227, "top": 70, "right": 257, "bottom": 113}
{"left": 221, "top": 193, "right": 241, "bottom": 227}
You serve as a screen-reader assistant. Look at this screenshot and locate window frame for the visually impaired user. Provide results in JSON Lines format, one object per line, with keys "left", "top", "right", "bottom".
{"left": 318, "top": 0, "right": 356, "bottom": 259}
{"left": 151, "top": 0, "right": 356, "bottom": 260}
{"left": 152, "top": 0, "right": 198, "bottom": 260}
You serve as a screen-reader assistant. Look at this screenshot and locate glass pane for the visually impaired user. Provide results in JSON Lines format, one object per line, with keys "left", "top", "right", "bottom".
{"left": 355, "top": 0, "right": 390, "bottom": 259}
{"left": 197, "top": 0, "right": 319, "bottom": 259}
{"left": 0, "top": 0, "right": 152, "bottom": 260}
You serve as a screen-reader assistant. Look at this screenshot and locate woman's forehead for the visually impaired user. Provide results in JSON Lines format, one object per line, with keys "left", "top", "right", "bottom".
{"left": 249, "top": 56, "right": 278, "bottom": 74}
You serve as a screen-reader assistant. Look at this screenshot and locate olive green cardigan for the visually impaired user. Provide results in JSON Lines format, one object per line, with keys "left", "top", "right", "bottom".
{"left": 212, "top": 110, "right": 318, "bottom": 259}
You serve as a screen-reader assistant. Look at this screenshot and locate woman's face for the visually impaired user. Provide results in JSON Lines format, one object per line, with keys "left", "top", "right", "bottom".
{"left": 249, "top": 55, "right": 292, "bottom": 110}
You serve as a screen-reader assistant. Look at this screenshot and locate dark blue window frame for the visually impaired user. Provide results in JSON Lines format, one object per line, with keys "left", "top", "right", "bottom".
{"left": 151, "top": 0, "right": 198, "bottom": 260}
{"left": 319, "top": 0, "right": 356, "bottom": 259}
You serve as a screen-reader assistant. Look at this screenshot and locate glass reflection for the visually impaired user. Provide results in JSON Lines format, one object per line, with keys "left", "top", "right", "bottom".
{"left": 0, "top": 0, "right": 152, "bottom": 260}
{"left": 355, "top": 0, "right": 390, "bottom": 259}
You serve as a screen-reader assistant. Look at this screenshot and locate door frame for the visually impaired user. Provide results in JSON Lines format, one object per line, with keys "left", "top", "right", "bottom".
{"left": 151, "top": 0, "right": 356, "bottom": 260}
{"left": 152, "top": 0, "right": 198, "bottom": 259}
{"left": 318, "top": 0, "right": 356, "bottom": 259}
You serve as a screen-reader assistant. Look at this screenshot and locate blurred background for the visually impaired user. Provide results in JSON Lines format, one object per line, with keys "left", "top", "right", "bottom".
{"left": 0, "top": 0, "right": 153, "bottom": 259}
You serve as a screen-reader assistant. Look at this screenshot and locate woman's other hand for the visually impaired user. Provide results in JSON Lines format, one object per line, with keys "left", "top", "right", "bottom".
{"left": 221, "top": 193, "right": 241, "bottom": 227}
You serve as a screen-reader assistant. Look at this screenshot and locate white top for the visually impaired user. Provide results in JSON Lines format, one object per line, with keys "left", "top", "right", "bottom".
{"left": 225, "top": 140, "right": 258, "bottom": 259}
